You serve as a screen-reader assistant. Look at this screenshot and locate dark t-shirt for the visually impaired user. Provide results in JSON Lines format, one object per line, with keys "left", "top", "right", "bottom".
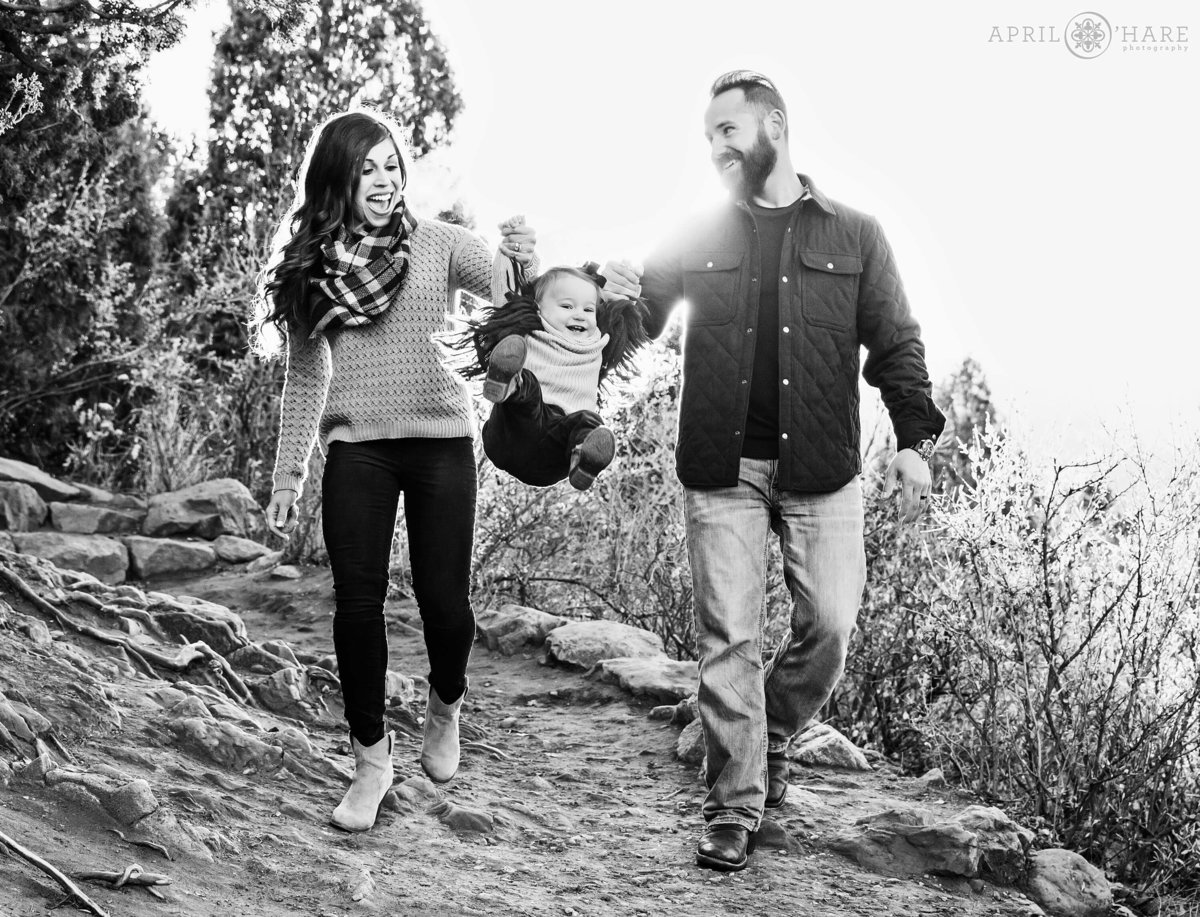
{"left": 742, "top": 198, "right": 802, "bottom": 459}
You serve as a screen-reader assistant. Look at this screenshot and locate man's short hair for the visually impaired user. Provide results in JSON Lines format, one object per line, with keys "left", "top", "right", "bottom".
{"left": 709, "top": 69, "right": 788, "bottom": 128}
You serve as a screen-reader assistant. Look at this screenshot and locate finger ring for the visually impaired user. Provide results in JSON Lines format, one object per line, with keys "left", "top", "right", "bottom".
{"left": 514, "top": 242, "right": 521, "bottom": 252}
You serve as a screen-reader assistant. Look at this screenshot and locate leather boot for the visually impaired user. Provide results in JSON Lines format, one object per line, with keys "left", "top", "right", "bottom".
{"left": 483, "top": 336, "right": 526, "bottom": 403}
{"left": 330, "top": 731, "right": 394, "bottom": 832}
{"left": 696, "top": 823, "right": 755, "bottom": 872}
{"left": 766, "top": 751, "right": 790, "bottom": 809}
{"left": 421, "top": 683, "right": 466, "bottom": 783}
{"left": 568, "top": 426, "right": 616, "bottom": 491}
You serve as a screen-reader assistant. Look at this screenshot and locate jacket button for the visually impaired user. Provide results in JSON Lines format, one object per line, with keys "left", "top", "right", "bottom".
{"left": 706, "top": 261, "right": 713, "bottom": 268}
{"left": 741, "top": 379, "right": 748, "bottom": 384}
{"left": 783, "top": 326, "right": 790, "bottom": 333}
{"left": 782, "top": 379, "right": 789, "bottom": 385}
{"left": 781, "top": 276, "right": 788, "bottom": 283}
{"left": 827, "top": 262, "right": 834, "bottom": 269}
{"left": 734, "top": 430, "right": 741, "bottom": 436}
{"left": 781, "top": 433, "right": 789, "bottom": 440}
{"left": 746, "top": 328, "right": 753, "bottom": 333}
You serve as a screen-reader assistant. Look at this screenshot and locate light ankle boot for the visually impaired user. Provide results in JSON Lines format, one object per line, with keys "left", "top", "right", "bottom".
{"left": 420, "top": 683, "right": 466, "bottom": 783}
{"left": 331, "top": 731, "right": 394, "bottom": 832}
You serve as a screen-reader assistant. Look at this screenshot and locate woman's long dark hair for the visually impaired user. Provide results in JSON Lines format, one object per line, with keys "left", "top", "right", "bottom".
{"left": 252, "top": 110, "right": 409, "bottom": 357}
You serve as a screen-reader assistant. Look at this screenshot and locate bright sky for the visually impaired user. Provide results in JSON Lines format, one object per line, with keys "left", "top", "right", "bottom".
{"left": 146, "top": 1, "right": 1199, "bottom": 463}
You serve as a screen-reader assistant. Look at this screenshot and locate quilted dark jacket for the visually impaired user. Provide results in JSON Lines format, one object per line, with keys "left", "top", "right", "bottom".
{"left": 641, "top": 175, "right": 945, "bottom": 491}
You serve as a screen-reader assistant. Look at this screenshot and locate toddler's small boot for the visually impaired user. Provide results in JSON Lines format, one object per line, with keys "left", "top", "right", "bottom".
{"left": 331, "top": 731, "right": 394, "bottom": 832}
{"left": 421, "top": 682, "right": 467, "bottom": 783}
{"left": 483, "top": 335, "right": 526, "bottom": 403}
{"left": 568, "top": 426, "right": 616, "bottom": 491}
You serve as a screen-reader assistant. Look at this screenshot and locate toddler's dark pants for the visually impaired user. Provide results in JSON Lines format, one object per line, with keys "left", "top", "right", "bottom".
{"left": 482, "top": 372, "right": 603, "bottom": 487}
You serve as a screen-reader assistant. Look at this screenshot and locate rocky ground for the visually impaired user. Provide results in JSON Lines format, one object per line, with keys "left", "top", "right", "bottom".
{"left": 0, "top": 551, "right": 1136, "bottom": 917}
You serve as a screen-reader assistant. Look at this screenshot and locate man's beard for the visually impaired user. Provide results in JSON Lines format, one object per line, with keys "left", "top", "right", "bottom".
{"left": 720, "top": 124, "right": 777, "bottom": 199}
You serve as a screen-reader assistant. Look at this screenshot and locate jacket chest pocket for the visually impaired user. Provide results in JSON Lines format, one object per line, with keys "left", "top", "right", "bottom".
{"left": 682, "top": 251, "right": 743, "bottom": 325}
{"left": 798, "top": 250, "right": 861, "bottom": 331}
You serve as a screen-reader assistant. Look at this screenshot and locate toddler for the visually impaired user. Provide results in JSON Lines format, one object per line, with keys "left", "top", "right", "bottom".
{"left": 460, "top": 254, "right": 649, "bottom": 490}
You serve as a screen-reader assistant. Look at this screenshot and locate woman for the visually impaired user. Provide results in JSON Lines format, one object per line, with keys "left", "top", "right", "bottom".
{"left": 255, "top": 109, "right": 536, "bottom": 832}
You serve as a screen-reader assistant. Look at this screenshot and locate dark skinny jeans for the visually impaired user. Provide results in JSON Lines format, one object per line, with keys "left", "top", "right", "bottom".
{"left": 322, "top": 437, "right": 476, "bottom": 746}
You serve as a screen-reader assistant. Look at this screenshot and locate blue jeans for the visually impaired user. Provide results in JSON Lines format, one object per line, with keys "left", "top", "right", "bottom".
{"left": 685, "top": 459, "right": 866, "bottom": 830}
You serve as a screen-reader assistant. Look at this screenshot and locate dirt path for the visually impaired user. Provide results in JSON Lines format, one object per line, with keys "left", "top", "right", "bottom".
{"left": 1, "top": 566, "right": 1038, "bottom": 917}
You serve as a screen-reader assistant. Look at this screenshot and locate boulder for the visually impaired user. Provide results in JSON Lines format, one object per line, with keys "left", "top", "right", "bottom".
{"left": 830, "top": 805, "right": 1033, "bottom": 882}
{"left": 544, "top": 620, "right": 664, "bottom": 669}
{"left": 1023, "top": 849, "right": 1112, "bottom": 917}
{"left": 476, "top": 604, "right": 568, "bottom": 654}
{"left": 0, "top": 482, "right": 48, "bottom": 531}
{"left": 595, "top": 656, "right": 698, "bottom": 703}
{"left": 143, "top": 478, "right": 263, "bottom": 539}
{"left": 212, "top": 535, "right": 271, "bottom": 563}
{"left": 124, "top": 535, "right": 217, "bottom": 578}
{"left": 245, "top": 550, "right": 283, "bottom": 573}
{"left": 9, "top": 532, "right": 127, "bottom": 584}
{"left": 49, "top": 501, "right": 144, "bottom": 535}
{"left": 793, "top": 722, "right": 871, "bottom": 770}
{"left": 0, "top": 457, "right": 81, "bottom": 502}
{"left": 676, "top": 718, "right": 705, "bottom": 764}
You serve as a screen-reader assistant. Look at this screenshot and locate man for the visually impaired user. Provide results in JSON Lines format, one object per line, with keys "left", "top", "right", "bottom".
{"left": 603, "top": 70, "right": 945, "bottom": 872}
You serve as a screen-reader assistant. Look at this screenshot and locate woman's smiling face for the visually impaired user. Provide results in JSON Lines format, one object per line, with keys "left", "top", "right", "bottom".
{"left": 353, "top": 138, "right": 403, "bottom": 230}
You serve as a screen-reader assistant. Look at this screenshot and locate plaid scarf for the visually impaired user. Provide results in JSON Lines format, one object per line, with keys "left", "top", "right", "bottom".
{"left": 307, "top": 205, "right": 418, "bottom": 339}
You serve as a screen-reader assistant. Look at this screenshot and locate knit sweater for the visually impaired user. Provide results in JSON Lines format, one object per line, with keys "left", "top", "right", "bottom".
{"left": 272, "top": 219, "right": 532, "bottom": 496}
{"left": 524, "top": 325, "right": 609, "bottom": 415}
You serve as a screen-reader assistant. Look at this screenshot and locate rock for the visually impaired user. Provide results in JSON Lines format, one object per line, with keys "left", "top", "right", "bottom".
{"left": 429, "top": 799, "right": 494, "bottom": 833}
{"left": 0, "top": 759, "right": 11, "bottom": 788}
{"left": 1023, "top": 849, "right": 1111, "bottom": 917}
{"left": 270, "top": 564, "right": 302, "bottom": 580}
{"left": 0, "top": 457, "right": 81, "bottom": 502}
{"left": 260, "top": 639, "right": 300, "bottom": 666}
{"left": 920, "top": 767, "right": 947, "bottom": 788}
{"left": 143, "top": 478, "right": 263, "bottom": 539}
{"left": 544, "top": 620, "right": 664, "bottom": 668}
{"left": 168, "top": 717, "right": 284, "bottom": 773}
{"left": 227, "top": 643, "right": 298, "bottom": 675}
{"left": 124, "top": 535, "right": 217, "bottom": 578}
{"left": 676, "top": 718, "right": 705, "bottom": 764}
{"left": 246, "top": 550, "right": 283, "bottom": 573}
{"left": 212, "top": 534, "right": 271, "bottom": 563}
{"left": 0, "top": 481, "right": 48, "bottom": 531}
{"left": 347, "top": 868, "right": 376, "bottom": 903}
{"left": 793, "top": 722, "right": 871, "bottom": 771}
{"left": 147, "top": 596, "right": 247, "bottom": 655}
{"left": 384, "top": 670, "right": 417, "bottom": 704}
{"left": 100, "top": 778, "right": 161, "bottom": 826}
{"left": 171, "top": 697, "right": 213, "bottom": 719}
{"left": 49, "top": 502, "right": 144, "bottom": 535}
{"left": 14, "top": 613, "right": 52, "bottom": 646}
{"left": 252, "top": 667, "right": 335, "bottom": 723}
{"left": 70, "top": 485, "right": 146, "bottom": 510}
{"left": 595, "top": 656, "right": 698, "bottom": 703}
{"left": 755, "top": 819, "right": 804, "bottom": 853}
{"left": 475, "top": 604, "right": 568, "bottom": 654}
{"left": 830, "top": 805, "right": 1034, "bottom": 882}
{"left": 0, "top": 531, "right": 13, "bottom": 552}
{"left": 9, "top": 532, "right": 128, "bottom": 584}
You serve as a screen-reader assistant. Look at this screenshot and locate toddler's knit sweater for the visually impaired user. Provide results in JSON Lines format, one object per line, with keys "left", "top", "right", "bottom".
{"left": 524, "top": 326, "right": 609, "bottom": 415}
{"left": 272, "top": 219, "right": 531, "bottom": 496}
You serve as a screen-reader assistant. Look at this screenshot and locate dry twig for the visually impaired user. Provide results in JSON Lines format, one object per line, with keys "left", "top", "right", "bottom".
{"left": 0, "top": 828, "right": 111, "bottom": 917}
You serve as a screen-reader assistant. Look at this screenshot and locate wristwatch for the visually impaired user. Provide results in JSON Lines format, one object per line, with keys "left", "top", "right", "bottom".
{"left": 905, "top": 438, "right": 937, "bottom": 463}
